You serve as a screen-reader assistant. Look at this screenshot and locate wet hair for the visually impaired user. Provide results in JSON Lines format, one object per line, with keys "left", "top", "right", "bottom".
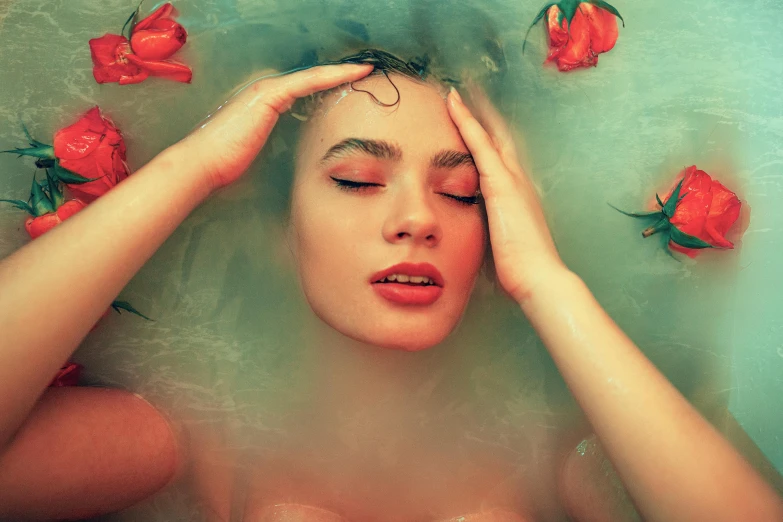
{"left": 291, "top": 48, "right": 452, "bottom": 119}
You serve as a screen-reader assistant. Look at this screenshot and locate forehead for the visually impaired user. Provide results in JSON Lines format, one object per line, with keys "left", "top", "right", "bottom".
{"left": 296, "top": 74, "right": 467, "bottom": 165}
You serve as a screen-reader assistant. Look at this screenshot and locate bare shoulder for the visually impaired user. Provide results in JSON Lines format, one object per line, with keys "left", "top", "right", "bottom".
{"left": 0, "top": 387, "right": 182, "bottom": 520}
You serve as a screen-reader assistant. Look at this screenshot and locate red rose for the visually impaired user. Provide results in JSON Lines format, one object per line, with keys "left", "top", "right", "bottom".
{"left": 525, "top": 0, "right": 624, "bottom": 72}
{"left": 130, "top": 3, "right": 187, "bottom": 60}
{"left": 49, "top": 362, "right": 83, "bottom": 387}
{"left": 662, "top": 166, "right": 742, "bottom": 257}
{"left": 25, "top": 199, "right": 87, "bottom": 239}
{"left": 53, "top": 107, "right": 130, "bottom": 201}
{"left": 1, "top": 169, "right": 87, "bottom": 239}
{"left": 89, "top": 33, "right": 149, "bottom": 85}
{"left": 614, "top": 166, "right": 743, "bottom": 258}
{"left": 88, "top": 3, "right": 191, "bottom": 85}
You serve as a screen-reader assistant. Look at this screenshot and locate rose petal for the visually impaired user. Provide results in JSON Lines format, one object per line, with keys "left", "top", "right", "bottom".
{"left": 549, "top": 5, "right": 595, "bottom": 71}
{"left": 132, "top": 2, "right": 176, "bottom": 33}
{"left": 53, "top": 107, "right": 104, "bottom": 160}
{"left": 583, "top": 3, "right": 619, "bottom": 54}
{"left": 669, "top": 166, "right": 713, "bottom": 240}
{"left": 49, "top": 362, "right": 82, "bottom": 387}
{"left": 704, "top": 180, "right": 741, "bottom": 248}
{"left": 125, "top": 54, "right": 192, "bottom": 83}
{"left": 130, "top": 23, "right": 187, "bottom": 61}
{"left": 88, "top": 34, "right": 143, "bottom": 84}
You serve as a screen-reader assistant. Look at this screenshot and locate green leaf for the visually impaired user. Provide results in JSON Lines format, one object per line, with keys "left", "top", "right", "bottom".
{"left": 662, "top": 178, "right": 684, "bottom": 218}
{"left": 29, "top": 174, "right": 54, "bottom": 216}
{"left": 559, "top": 0, "right": 580, "bottom": 22}
{"left": 587, "top": 0, "right": 625, "bottom": 26}
{"left": 121, "top": 0, "right": 146, "bottom": 39}
{"left": 0, "top": 198, "right": 34, "bottom": 214}
{"left": 655, "top": 193, "right": 665, "bottom": 208}
{"left": 45, "top": 169, "right": 64, "bottom": 209}
{"left": 659, "top": 232, "right": 681, "bottom": 262}
{"left": 52, "top": 161, "right": 99, "bottom": 184}
{"left": 0, "top": 145, "right": 55, "bottom": 160}
{"left": 641, "top": 217, "right": 671, "bottom": 238}
{"left": 608, "top": 203, "right": 662, "bottom": 219}
{"left": 111, "top": 300, "right": 153, "bottom": 321}
{"left": 21, "top": 121, "right": 50, "bottom": 149}
{"left": 523, "top": 3, "right": 556, "bottom": 54}
{"left": 669, "top": 226, "right": 713, "bottom": 250}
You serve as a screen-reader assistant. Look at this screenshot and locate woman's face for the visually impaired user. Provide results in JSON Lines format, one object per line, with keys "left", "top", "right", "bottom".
{"left": 290, "top": 74, "right": 486, "bottom": 351}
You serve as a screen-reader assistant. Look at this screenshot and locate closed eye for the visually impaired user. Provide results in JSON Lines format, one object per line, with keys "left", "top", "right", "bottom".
{"left": 440, "top": 192, "right": 481, "bottom": 205}
{"left": 331, "top": 177, "right": 383, "bottom": 191}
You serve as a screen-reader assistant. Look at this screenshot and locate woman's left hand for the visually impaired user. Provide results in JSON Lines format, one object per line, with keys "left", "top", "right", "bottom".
{"left": 446, "top": 87, "right": 565, "bottom": 303}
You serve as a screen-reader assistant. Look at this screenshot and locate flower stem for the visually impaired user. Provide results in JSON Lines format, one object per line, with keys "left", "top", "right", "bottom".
{"left": 642, "top": 217, "right": 670, "bottom": 238}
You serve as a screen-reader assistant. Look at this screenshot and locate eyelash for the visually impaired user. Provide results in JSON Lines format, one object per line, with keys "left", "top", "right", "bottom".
{"left": 330, "top": 177, "right": 480, "bottom": 206}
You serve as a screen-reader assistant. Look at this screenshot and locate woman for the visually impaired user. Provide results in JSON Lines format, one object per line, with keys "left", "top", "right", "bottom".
{"left": 0, "top": 52, "right": 781, "bottom": 521}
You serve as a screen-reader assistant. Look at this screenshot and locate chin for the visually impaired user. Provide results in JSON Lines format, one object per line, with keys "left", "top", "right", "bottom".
{"left": 350, "top": 325, "right": 453, "bottom": 352}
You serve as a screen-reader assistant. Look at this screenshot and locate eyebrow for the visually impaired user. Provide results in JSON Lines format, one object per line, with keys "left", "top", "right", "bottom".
{"left": 430, "top": 150, "right": 476, "bottom": 170}
{"left": 319, "top": 138, "right": 402, "bottom": 164}
{"left": 319, "top": 137, "right": 476, "bottom": 171}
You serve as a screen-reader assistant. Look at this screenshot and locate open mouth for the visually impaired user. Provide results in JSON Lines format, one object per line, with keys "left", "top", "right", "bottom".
{"left": 370, "top": 263, "right": 444, "bottom": 306}
{"left": 374, "top": 274, "right": 437, "bottom": 286}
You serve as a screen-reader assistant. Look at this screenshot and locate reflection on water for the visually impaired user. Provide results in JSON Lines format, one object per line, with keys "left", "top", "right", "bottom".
{"left": 1, "top": 0, "right": 782, "bottom": 520}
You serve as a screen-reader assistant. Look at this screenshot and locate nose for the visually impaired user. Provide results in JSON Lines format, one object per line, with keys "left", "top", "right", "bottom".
{"left": 382, "top": 184, "right": 442, "bottom": 247}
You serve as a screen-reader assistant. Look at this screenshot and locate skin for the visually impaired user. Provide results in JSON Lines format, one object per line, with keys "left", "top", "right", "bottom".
{"left": 0, "top": 63, "right": 780, "bottom": 521}
{"left": 290, "top": 74, "right": 485, "bottom": 351}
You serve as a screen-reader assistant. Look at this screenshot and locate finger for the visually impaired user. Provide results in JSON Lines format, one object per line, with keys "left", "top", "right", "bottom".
{"left": 446, "top": 88, "right": 519, "bottom": 200}
{"left": 278, "top": 63, "right": 374, "bottom": 100}
{"left": 447, "top": 88, "right": 553, "bottom": 246}
{"left": 464, "top": 81, "right": 523, "bottom": 178}
{"left": 238, "top": 63, "right": 374, "bottom": 114}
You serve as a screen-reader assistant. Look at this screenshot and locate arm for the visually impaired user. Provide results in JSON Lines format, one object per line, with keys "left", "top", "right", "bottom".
{"left": 446, "top": 87, "right": 783, "bottom": 522}
{"left": 0, "top": 64, "right": 373, "bottom": 452}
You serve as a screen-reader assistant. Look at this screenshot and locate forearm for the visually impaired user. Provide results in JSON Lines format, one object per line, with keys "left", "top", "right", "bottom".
{"left": 521, "top": 269, "right": 783, "bottom": 522}
{"left": 0, "top": 143, "right": 209, "bottom": 449}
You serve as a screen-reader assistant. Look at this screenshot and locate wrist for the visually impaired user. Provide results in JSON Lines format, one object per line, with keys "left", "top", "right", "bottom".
{"left": 514, "top": 261, "right": 584, "bottom": 310}
{"left": 154, "top": 143, "right": 215, "bottom": 204}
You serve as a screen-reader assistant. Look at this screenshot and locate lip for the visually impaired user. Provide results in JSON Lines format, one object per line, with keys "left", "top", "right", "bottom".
{"left": 370, "top": 262, "right": 445, "bottom": 306}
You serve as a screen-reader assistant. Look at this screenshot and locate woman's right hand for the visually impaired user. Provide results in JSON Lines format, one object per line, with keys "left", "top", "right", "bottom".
{"left": 177, "top": 63, "right": 373, "bottom": 194}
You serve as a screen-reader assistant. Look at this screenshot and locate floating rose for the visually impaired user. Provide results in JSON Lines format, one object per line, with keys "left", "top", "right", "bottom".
{"left": 1, "top": 107, "right": 129, "bottom": 202}
{"left": 130, "top": 2, "right": 187, "bottom": 60}
{"left": 89, "top": 2, "right": 192, "bottom": 85}
{"left": 613, "top": 166, "right": 743, "bottom": 258}
{"left": 524, "top": 0, "right": 624, "bottom": 72}
{"left": 0, "top": 170, "right": 87, "bottom": 239}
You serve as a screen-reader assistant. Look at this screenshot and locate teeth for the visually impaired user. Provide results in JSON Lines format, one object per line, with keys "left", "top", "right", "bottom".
{"left": 380, "top": 274, "right": 434, "bottom": 285}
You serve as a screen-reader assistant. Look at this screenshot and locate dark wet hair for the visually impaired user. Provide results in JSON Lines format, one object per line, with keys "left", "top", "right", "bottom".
{"left": 332, "top": 49, "right": 428, "bottom": 80}
{"left": 289, "top": 48, "right": 448, "bottom": 117}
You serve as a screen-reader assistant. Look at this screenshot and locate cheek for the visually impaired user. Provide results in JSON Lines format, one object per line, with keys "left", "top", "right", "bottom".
{"left": 445, "top": 214, "right": 487, "bottom": 282}
{"left": 290, "top": 190, "right": 366, "bottom": 291}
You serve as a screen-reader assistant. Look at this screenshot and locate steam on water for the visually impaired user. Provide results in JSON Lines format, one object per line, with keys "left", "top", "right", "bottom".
{"left": 0, "top": 0, "right": 781, "bottom": 519}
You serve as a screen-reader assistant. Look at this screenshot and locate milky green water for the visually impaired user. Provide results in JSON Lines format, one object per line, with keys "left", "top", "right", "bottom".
{"left": 0, "top": 0, "right": 782, "bottom": 520}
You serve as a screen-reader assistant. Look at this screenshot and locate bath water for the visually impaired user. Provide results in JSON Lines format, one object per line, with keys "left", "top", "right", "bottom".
{"left": 0, "top": 0, "right": 781, "bottom": 520}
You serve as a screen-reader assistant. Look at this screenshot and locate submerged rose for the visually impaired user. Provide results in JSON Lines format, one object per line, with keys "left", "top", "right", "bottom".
{"left": 0, "top": 170, "right": 87, "bottom": 239}
{"left": 524, "top": 0, "right": 624, "bottom": 72}
{"left": 613, "top": 166, "right": 743, "bottom": 258}
{"left": 50, "top": 363, "right": 83, "bottom": 387}
{"left": 89, "top": 3, "right": 191, "bottom": 84}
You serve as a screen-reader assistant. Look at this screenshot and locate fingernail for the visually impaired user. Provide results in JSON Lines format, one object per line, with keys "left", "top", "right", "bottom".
{"left": 450, "top": 86, "right": 463, "bottom": 104}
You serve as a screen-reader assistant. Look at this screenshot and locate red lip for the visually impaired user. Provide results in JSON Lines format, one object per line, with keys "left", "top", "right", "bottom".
{"left": 370, "top": 262, "right": 444, "bottom": 306}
